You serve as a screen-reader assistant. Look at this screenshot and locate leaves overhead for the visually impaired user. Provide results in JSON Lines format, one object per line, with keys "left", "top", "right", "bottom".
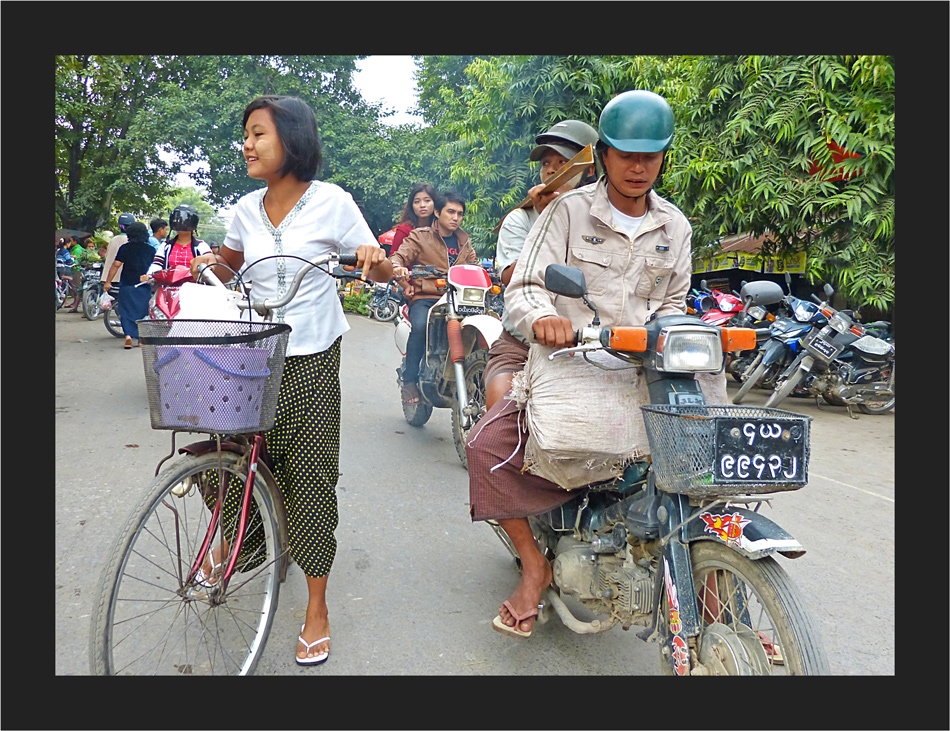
{"left": 55, "top": 54, "right": 895, "bottom": 310}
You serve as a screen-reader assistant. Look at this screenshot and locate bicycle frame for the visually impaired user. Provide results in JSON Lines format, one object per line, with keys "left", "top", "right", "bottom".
{"left": 175, "top": 251, "right": 362, "bottom": 592}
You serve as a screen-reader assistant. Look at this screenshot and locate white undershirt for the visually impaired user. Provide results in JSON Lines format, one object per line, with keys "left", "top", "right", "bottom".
{"left": 608, "top": 202, "right": 647, "bottom": 240}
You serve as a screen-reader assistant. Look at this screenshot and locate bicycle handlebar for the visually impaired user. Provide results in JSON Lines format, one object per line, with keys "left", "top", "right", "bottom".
{"left": 195, "top": 252, "right": 361, "bottom": 318}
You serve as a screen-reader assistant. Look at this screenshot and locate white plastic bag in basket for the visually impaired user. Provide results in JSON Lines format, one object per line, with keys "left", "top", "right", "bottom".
{"left": 175, "top": 282, "right": 244, "bottom": 320}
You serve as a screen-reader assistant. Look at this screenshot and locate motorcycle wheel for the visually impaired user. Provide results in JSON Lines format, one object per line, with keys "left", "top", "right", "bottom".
{"left": 82, "top": 287, "right": 103, "bottom": 320}
{"left": 858, "top": 370, "right": 895, "bottom": 414}
{"left": 104, "top": 299, "right": 124, "bottom": 338}
{"left": 728, "top": 353, "right": 752, "bottom": 383}
{"left": 765, "top": 368, "right": 805, "bottom": 409}
{"left": 451, "top": 349, "right": 489, "bottom": 470}
{"left": 374, "top": 300, "right": 399, "bottom": 323}
{"left": 55, "top": 283, "right": 66, "bottom": 310}
{"left": 732, "top": 354, "right": 766, "bottom": 404}
{"left": 660, "top": 541, "right": 829, "bottom": 675}
{"left": 758, "top": 362, "right": 783, "bottom": 390}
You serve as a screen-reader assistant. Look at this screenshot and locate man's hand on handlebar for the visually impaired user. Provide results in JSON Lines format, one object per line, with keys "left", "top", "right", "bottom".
{"left": 532, "top": 315, "right": 576, "bottom": 348}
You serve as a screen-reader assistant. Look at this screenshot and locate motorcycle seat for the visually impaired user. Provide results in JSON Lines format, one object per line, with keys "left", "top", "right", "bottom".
{"left": 852, "top": 335, "right": 894, "bottom": 356}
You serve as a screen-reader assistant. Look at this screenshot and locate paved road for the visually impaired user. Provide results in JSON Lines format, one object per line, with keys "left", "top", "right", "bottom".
{"left": 55, "top": 308, "right": 894, "bottom": 676}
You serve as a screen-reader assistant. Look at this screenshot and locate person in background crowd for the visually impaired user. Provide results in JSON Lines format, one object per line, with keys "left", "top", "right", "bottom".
{"left": 146, "top": 205, "right": 212, "bottom": 275}
{"left": 467, "top": 91, "right": 693, "bottom": 640}
{"left": 485, "top": 119, "right": 600, "bottom": 411}
{"left": 100, "top": 214, "right": 136, "bottom": 303}
{"left": 149, "top": 218, "right": 168, "bottom": 250}
{"left": 56, "top": 237, "right": 82, "bottom": 311}
{"left": 188, "top": 94, "right": 392, "bottom": 666}
{"left": 78, "top": 236, "right": 103, "bottom": 267}
{"left": 390, "top": 190, "right": 479, "bottom": 404}
{"left": 390, "top": 182, "right": 437, "bottom": 257}
{"left": 103, "top": 222, "right": 154, "bottom": 349}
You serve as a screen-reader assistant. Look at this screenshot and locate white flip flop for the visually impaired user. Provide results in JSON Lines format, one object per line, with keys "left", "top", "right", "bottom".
{"left": 296, "top": 625, "right": 330, "bottom": 666}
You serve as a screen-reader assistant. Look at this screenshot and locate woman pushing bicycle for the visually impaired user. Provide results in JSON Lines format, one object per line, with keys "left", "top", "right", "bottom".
{"left": 189, "top": 95, "right": 392, "bottom": 665}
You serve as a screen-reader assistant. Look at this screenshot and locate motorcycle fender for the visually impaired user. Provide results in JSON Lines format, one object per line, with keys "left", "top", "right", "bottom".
{"left": 687, "top": 506, "right": 805, "bottom": 559}
{"left": 760, "top": 340, "right": 787, "bottom": 366}
{"left": 394, "top": 319, "right": 410, "bottom": 356}
{"left": 461, "top": 313, "right": 504, "bottom": 351}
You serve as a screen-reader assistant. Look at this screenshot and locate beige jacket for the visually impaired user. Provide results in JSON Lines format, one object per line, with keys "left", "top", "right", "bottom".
{"left": 506, "top": 179, "right": 692, "bottom": 341}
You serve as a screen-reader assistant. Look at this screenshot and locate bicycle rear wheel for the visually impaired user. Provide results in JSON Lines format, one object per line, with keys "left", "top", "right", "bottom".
{"left": 90, "top": 450, "right": 286, "bottom": 675}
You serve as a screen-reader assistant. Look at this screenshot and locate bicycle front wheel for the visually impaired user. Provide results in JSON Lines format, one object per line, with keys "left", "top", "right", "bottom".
{"left": 90, "top": 450, "right": 286, "bottom": 675}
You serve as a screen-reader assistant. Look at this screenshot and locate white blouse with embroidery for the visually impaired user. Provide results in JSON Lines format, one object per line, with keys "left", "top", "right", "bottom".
{"left": 224, "top": 180, "right": 379, "bottom": 356}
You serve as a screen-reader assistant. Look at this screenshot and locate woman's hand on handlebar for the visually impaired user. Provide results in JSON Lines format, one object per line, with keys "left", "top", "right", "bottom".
{"left": 348, "top": 244, "right": 392, "bottom": 282}
{"left": 532, "top": 315, "right": 576, "bottom": 347}
{"left": 189, "top": 252, "right": 221, "bottom": 282}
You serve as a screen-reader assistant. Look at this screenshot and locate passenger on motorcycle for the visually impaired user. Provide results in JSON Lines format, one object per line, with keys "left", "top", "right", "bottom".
{"left": 390, "top": 191, "right": 479, "bottom": 404}
{"left": 485, "top": 119, "right": 600, "bottom": 411}
{"left": 466, "top": 90, "right": 695, "bottom": 638}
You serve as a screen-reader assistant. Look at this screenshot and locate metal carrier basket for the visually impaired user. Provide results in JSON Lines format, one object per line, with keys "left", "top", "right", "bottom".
{"left": 640, "top": 404, "right": 812, "bottom": 497}
{"left": 139, "top": 319, "right": 291, "bottom": 434}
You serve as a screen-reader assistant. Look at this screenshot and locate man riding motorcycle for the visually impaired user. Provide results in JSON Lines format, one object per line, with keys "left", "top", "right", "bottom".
{"left": 390, "top": 191, "right": 479, "bottom": 404}
{"left": 466, "top": 90, "right": 706, "bottom": 638}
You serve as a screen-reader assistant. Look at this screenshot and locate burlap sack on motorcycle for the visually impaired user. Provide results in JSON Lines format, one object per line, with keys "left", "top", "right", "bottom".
{"left": 510, "top": 344, "right": 727, "bottom": 489}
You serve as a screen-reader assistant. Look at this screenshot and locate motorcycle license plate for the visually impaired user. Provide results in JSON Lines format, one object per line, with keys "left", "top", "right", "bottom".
{"left": 809, "top": 331, "right": 840, "bottom": 360}
{"left": 713, "top": 416, "right": 808, "bottom": 485}
{"left": 455, "top": 305, "right": 485, "bottom": 316}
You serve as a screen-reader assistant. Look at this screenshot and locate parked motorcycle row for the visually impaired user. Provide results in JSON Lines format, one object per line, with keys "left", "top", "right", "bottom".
{"left": 726, "top": 276, "right": 895, "bottom": 417}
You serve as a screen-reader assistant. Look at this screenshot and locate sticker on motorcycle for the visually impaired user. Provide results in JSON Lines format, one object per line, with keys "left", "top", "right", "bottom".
{"left": 700, "top": 512, "right": 751, "bottom": 546}
{"left": 663, "top": 558, "right": 689, "bottom": 675}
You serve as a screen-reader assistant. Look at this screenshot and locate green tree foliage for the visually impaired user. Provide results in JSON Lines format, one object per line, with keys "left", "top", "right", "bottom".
{"left": 55, "top": 55, "right": 181, "bottom": 231}
{"left": 418, "top": 55, "right": 894, "bottom": 310}
{"left": 55, "top": 54, "right": 895, "bottom": 309}
{"left": 661, "top": 55, "right": 895, "bottom": 311}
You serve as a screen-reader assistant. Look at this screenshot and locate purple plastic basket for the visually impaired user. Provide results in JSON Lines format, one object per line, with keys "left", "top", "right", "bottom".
{"left": 139, "top": 319, "right": 291, "bottom": 433}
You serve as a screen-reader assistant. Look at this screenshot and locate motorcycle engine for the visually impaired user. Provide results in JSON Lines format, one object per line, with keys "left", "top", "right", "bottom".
{"left": 553, "top": 536, "right": 655, "bottom": 628}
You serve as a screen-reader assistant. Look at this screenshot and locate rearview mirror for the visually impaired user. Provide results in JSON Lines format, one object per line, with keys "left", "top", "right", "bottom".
{"left": 543, "top": 264, "right": 587, "bottom": 298}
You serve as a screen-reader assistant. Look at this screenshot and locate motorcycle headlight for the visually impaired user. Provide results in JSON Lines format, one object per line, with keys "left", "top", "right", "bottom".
{"left": 655, "top": 326, "right": 724, "bottom": 372}
{"left": 828, "top": 312, "right": 850, "bottom": 333}
{"left": 747, "top": 305, "right": 766, "bottom": 320}
{"left": 461, "top": 288, "right": 485, "bottom": 304}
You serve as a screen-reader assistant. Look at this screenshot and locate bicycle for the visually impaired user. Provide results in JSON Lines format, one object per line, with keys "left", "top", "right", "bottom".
{"left": 89, "top": 251, "right": 359, "bottom": 675}
{"left": 55, "top": 267, "right": 81, "bottom": 310}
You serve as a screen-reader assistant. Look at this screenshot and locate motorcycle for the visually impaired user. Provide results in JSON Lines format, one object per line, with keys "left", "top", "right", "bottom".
{"left": 104, "top": 284, "right": 124, "bottom": 338}
{"left": 80, "top": 262, "right": 105, "bottom": 320}
{"left": 732, "top": 282, "right": 829, "bottom": 404}
{"left": 394, "top": 264, "right": 503, "bottom": 468}
{"left": 764, "top": 285, "right": 895, "bottom": 416}
{"left": 368, "top": 278, "right": 405, "bottom": 322}
{"left": 146, "top": 265, "right": 196, "bottom": 320}
{"left": 488, "top": 263, "right": 828, "bottom": 675}
{"left": 690, "top": 279, "right": 744, "bottom": 326}
{"left": 724, "top": 279, "right": 787, "bottom": 382}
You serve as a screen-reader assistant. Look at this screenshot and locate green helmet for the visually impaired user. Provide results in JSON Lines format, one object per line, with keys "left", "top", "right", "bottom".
{"left": 598, "top": 90, "right": 674, "bottom": 153}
